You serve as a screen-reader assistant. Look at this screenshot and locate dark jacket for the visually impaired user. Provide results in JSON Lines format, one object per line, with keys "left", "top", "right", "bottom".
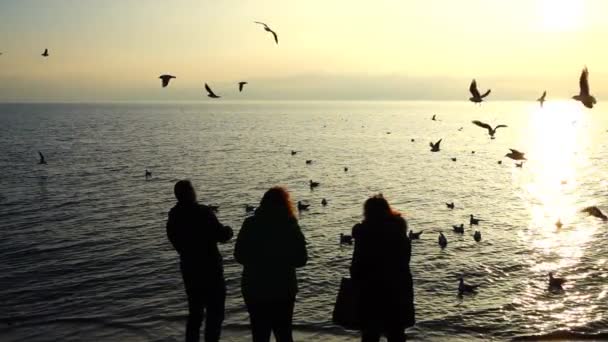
{"left": 234, "top": 214, "right": 308, "bottom": 302}
{"left": 166, "top": 202, "right": 233, "bottom": 276}
{"left": 350, "top": 215, "right": 415, "bottom": 329}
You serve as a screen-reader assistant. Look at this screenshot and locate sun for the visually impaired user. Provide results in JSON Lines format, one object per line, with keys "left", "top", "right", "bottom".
{"left": 539, "top": 0, "right": 584, "bottom": 32}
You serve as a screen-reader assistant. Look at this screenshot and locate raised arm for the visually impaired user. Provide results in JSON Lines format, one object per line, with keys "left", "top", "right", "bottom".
{"left": 202, "top": 206, "right": 233, "bottom": 243}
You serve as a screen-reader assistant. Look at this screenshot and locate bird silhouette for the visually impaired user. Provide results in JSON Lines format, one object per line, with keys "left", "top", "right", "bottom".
{"left": 340, "top": 233, "right": 353, "bottom": 245}
{"left": 205, "top": 83, "right": 221, "bottom": 98}
{"left": 38, "top": 151, "right": 47, "bottom": 164}
{"left": 581, "top": 206, "right": 608, "bottom": 221}
{"left": 291, "top": 150, "right": 298, "bottom": 155}
{"left": 321, "top": 198, "right": 328, "bottom": 206}
{"left": 473, "top": 231, "right": 482, "bottom": 242}
{"left": 254, "top": 21, "right": 278, "bottom": 45}
{"left": 472, "top": 120, "right": 507, "bottom": 139}
{"left": 159, "top": 75, "right": 176, "bottom": 88}
{"left": 470, "top": 214, "right": 481, "bottom": 225}
{"left": 344, "top": 167, "right": 348, "bottom": 172}
{"left": 515, "top": 162, "right": 524, "bottom": 168}
{"left": 305, "top": 160, "right": 313, "bottom": 165}
{"left": 572, "top": 67, "right": 596, "bottom": 109}
{"left": 452, "top": 224, "right": 465, "bottom": 234}
{"left": 548, "top": 272, "right": 566, "bottom": 289}
{"left": 505, "top": 149, "right": 527, "bottom": 161}
{"left": 297, "top": 201, "right": 310, "bottom": 211}
{"left": 469, "top": 79, "right": 491, "bottom": 103}
{"left": 41, "top": 48, "right": 49, "bottom": 57}
{"left": 555, "top": 219, "right": 563, "bottom": 229}
{"left": 145, "top": 169, "right": 152, "bottom": 179}
{"left": 537, "top": 90, "right": 547, "bottom": 107}
{"left": 430, "top": 139, "right": 442, "bottom": 152}
{"left": 408, "top": 230, "right": 423, "bottom": 240}
{"left": 446, "top": 202, "right": 455, "bottom": 209}
{"left": 438, "top": 232, "right": 448, "bottom": 248}
{"left": 309, "top": 180, "right": 320, "bottom": 189}
{"left": 432, "top": 114, "right": 437, "bottom": 121}
{"left": 458, "top": 277, "right": 480, "bottom": 294}
{"left": 451, "top": 157, "right": 457, "bottom": 162}
{"left": 238, "top": 82, "right": 248, "bottom": 92}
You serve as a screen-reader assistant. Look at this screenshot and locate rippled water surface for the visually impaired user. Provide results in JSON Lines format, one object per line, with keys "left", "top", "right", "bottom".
{"left": 1, "top": 101, "right": 608, "bottom": 341}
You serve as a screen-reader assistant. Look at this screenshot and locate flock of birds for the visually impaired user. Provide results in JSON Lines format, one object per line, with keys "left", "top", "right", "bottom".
{"left": 19, "top": 20, "right": 603, "bottom": 297}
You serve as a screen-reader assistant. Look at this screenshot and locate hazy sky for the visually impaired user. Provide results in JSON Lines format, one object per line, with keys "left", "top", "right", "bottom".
{"left": 1, "top": 0, "right": 608, "bottom": 101}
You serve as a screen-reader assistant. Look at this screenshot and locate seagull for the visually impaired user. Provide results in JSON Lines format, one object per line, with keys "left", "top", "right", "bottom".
{"left": 446, "top": 202, "right": 455, "bottom": 210}
{"left": 438, "top": 232, "right": 448, "bottom": 248}
{"left": 432, "top": 114, "right": 437, "bottom": 121}
{"left": 470, "top": 214, "right": 481, "bottom": 225}
{"left": 458, "top": 277, "right": 480, "bottom": 294}
{"left": 159, "top": 75, "right": 176, "bottom": 88}
{"left": 238, "top": 81, "right": 248, "bottom": 92}
{"left": 297, "top": 201, "right": 310, "bottom": 211}
{"left": 408, "top": 230, "right": 423, "bottom": 240}
{"left": 497, "top": 160, "right": 502, "bottom": 165}
{"left": 537, "top": 90, "right": 547, "bottom": 107}
{"left": 205, "top": 83, "right": 221, "bottom": 98}
{"left": 38, "top": 151, "right": 47, "bottom": 164}
{"left": 572, "top": 67, "right": 596, "bottom": 109}
{"left": 344, "top": 167, "right": 348, "bottom": 172}
{"left": 469, "top": 79, "right": 491, "bottom": 103}
{"left": 321, "top": 198, "right": 328, "bottom": 206}
{"left": 145, "top": 169, "right": 152, "bottom": 179}
{"left": 245, "top": 204, "right": 256, "bottom": 213}
{"left": 555, "top": 219, "right": 563, "bottom": 229}
{"left": 305, "top": 160, "right": 313, "bottom": 165}
{"left": 430, "top": 139, "right": 442, "bottom": 152}
{"left": 291, "top": 150, "right": 298, "bottom": 155}
{"left": 254, "top": 21, "right": 278, "bottom": 45}
{"left": 451, "top": 157, "right": 457, "bottom": 162}
{"left": 340, "top": 233, "right": 353, "bottom": 245}
{"left": 41, "top": 48, "right": 49, "bottom": 57}
{"left": 309, "top": 180, "right": 320, "bottom": 189}
{"left": 209, "top": 205, "right": 220, "bottom": 213}
{"left": 473, "top": 231, "right": 482, "bottom": 242}
{"left": 452, "top": 224, "right": 465, "bottom": 234}
{"left": 505, "top": 149, "right": 527, "bottom": 161}
{"left": 548, "top": 272, "right": 566, "bottom": 289}
{"left": 515, "top": 162, "right": 524, "bottom": 168}
{"left": 581, "top": 206, "right": 608, "bottom": 221}
{"left": 472, "top": 120, "right": 507, "bottom": 139}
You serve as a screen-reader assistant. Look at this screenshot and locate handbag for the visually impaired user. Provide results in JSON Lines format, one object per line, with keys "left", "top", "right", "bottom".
{"left": 332, "top": 277, "right": 361, "bottom": 330}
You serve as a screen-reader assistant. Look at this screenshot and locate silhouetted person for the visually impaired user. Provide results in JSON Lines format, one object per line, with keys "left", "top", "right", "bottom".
{"left": 166, "top": 180, "right": 233, "bottom": 342}
{"left": 350, "top": 194, "right": 415, "bottom": 342}
{"left": 235, "top": 187, "right": 308, "bottom": 342}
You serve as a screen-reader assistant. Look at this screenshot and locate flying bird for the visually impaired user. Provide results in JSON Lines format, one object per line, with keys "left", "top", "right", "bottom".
{"left": 41, "top": 48, "right": 49, "bottom": 57}
{"left": 254, "top": 21, "right": 278, "bottom": 45}
{"left": 472, "top": 120, "right": 507, "bottom": 139}
{"left": 205, "top": 83, "right": 221, "bottom": 98}
{"left": 38, "top": 151, "right": 47, "bottom": 164}
{"left": 430, "top": 139, "right": 442, "bottom": 152}
{"left": 505, "top": 149, "right": 527, "bottom": 161}
{"left": 238, "top": 81, "right": 248, "bottom": 92}
{"left": 537, "top": 91, "right": 547, "bottom": 107}
{"left": 458, "top": 277, "right": 480, "bottom": 294}
{"left": 581, "top": 206, "right": 608, "bottom": 221}
{"left": 469, "top": 79, "right": 491, "bottom": 103}
{"left": 572, "top": 67, "right": 596, "bottom": 109}
{"left": 159, "top": 75, "right": 176, "bottom": 88}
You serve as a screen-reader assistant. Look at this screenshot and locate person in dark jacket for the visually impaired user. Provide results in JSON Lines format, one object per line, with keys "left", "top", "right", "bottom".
{"left": 234, "top": 186, "right": 308, "bottom": 342}
{"left": 350, "top": 194, "right": 415, "bottom": 342}
{"left": 166, "top": 180, "right": 233, "bottom": 342}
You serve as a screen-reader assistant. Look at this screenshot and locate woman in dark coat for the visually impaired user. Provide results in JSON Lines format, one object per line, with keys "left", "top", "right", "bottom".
{"left": 350, "top": 194, "right": 415, "bottom": 342}
{"left": 234, "top": 187, "right": 308, "bottom": 342}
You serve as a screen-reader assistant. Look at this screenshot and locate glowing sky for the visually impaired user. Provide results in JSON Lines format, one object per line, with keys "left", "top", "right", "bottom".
{"left": 1, "top": 0, "right": 607, "bottom": 101}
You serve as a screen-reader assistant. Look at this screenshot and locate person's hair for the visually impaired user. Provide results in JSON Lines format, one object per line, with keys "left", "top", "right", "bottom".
{"left": 363, "top": 194, "right": 401, "bottom": 222}
{"left": 174, "top": 180, "right": 197, "bottom": 204}
{"left": 257, "top": 186, "right": 297, "bottom": 220}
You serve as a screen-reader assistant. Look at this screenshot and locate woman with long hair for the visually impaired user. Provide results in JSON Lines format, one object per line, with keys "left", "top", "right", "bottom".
{"left": 234, "top": 187, "right": 308, "bottom": 342}
{"left": 350, "top": 194, "right": 415, "bottom": 342}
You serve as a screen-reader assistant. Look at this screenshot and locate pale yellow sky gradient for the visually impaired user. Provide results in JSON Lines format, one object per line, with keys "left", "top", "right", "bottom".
{"left": 1, "top": 0, "right": 607, "bottom": 101}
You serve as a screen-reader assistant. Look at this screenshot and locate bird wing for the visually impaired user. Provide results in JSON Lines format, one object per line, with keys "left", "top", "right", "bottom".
{"left": 205, "top": 83, "right": 217, "bottom": 97}
{"left": 580, "top": 67, "right": 590, "bottom": 96}
{"left": 269, "top": 29, "right": 278, "bottom": 44}
{"left": 435, "top": 138, "right": 442, "bottom": 147}
{"left": 509, "top": 148, "right": 522, "bottom": 154}
{"left": 469, "top": 79, "right": 480, "bottom": 98}
{"left": 44, "top": 49, "right": 48, "bottom": 54}
{"left": 472, "top": 120, "right": 491, "bottom": 131}
{"left": 540, "top": 90, "right": 547, "bottom": 101}
{"left": 480, "top": 89, "right": 491, "bottom": 98}
{"left": 494, "top": 124, "right": 508, "bottom": 130}
{"left": 254, "top": 21, "right": 269, "bottom": 29}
